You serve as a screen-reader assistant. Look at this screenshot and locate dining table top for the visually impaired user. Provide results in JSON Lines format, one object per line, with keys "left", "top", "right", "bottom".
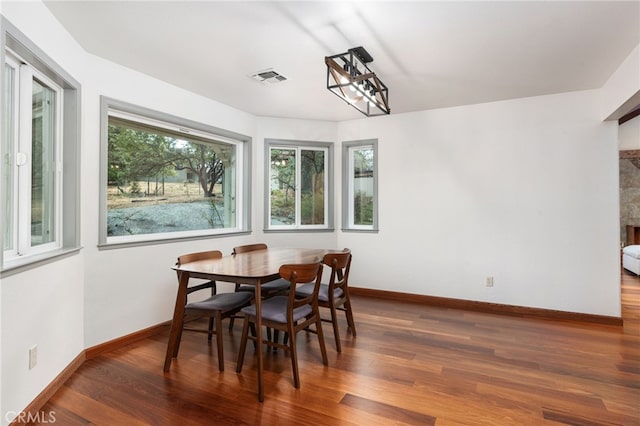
{"left": 172, "top": 247, "right": 329, "bottom": 283}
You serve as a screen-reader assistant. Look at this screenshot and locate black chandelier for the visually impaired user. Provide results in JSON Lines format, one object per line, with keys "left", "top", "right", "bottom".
{"left": 325, "top": 46, "right": 390, "bottom": 117}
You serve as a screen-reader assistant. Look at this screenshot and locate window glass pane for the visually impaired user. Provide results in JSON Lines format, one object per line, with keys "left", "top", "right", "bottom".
{"left": 107, "top": 117, "right": 237, "bottom": 237}
{"left": 31, "top": 78, "right": 56, "bottom": 246}
{"left": 3, "top": 64, "right": 15, "bottom": 251}
{"left": 352, "top": 147, "right": 374, "bottom": 226}
{"left": 270, "top": 148, "right": 296, "bottom": 225}
{"left": 301, "top": 149, "right": 325, "bottom": 225}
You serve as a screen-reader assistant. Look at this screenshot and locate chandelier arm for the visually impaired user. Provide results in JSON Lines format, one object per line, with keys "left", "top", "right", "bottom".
{"left": 325, "top": 57, "right": 351, "bottom": 80}
{"left": 371, "top": 77, "right": 389, "bottom": 111}
{"left": 328, "top": 68, "right": 349, "bottom": 99}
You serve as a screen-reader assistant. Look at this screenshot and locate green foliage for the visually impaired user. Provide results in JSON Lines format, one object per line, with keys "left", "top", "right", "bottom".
{"left": 354, "top": 190, "right": 373, "bottom": 225}
{"left": 270, "top": 189, "right": 295, "bottom": 224}
{"left": 108, "top": 123, "right": 227, "bottom": 198}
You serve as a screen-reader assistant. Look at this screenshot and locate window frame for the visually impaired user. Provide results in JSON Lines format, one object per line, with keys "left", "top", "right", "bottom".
{"left": 342, "top": 139, "right": 378, "bottom": 232}
{"left": 99, "top": 96, "right": 252, "bottom": 248}
{"left": 264, "top": 138, "right": 334, "bottom": 232}
{"left": 0, "top": 17, "right": 81, "bottom": 274}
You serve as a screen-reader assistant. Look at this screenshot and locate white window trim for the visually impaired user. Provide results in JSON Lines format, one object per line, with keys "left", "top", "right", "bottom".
{"left": 14, "top": 64, "right": 64, "bottom": 258}
{"left": 264, "top": 138, "right": 334, "bottom": 232}
{"left": 3, "top": 53, "right": 19, "bottom": 259}
{"left": 342, "top": 139, "right": 378, "bottom": 232}
{"left": 1, "top": 17, "right": 81, "bottom": 274}
{"left": 98, "top": 96, "right": 252, "bottom": 249}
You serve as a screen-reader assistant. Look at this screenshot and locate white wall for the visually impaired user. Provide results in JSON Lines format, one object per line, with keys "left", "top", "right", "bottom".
{"left": 338, "top": 90, "right": 621, "bottom": 317}
{"left": 601, "top": 44, "right": 640, "bottom": 121}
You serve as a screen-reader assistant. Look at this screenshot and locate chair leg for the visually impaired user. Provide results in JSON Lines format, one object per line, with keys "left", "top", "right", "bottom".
{"left": 214, "top": 312, "right": 225, "bottom": 371}
{"left": 315, "top": 312, "right": 328, "bottom": 366}
{"left": 173, "top": 319, "right": 185, "bottom": 358}
{"left": 329, "top": 304, "right": 342, "bottom": 353}
{"left": 288, "top": 325, "right": 300, "bottom": 388}
{"left": 249, "top": 323, "right": 257, "bottom": 350}
{"left": 208, "top": 317, "right": 215, "bottom": 341}
{"left": 344, "top": 299, "right": 357, "bottom": 336}
{"left": 236, "top": 316, "right": 251, "bottom": 373}
{"left": 228, "top": 317, "right": 235, "bottom": 331}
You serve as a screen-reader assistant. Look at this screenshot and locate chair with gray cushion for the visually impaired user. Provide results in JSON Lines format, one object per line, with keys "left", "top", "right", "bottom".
{"left": 172, "top": 250, "right": 253, "bottom": 371}
{"left": 295, "top": 248, "right": 355, "bottom": 352}
{"left": 236, "top": 261, "right": 328, "bottom": 389}
{"left": 232, "top": 243, "right": 291, "bottom": 296}
{"left": 228, "top": 243, "right": 291, "bottom": 335}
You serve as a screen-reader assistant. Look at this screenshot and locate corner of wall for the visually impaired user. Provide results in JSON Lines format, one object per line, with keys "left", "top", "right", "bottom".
{"left": 601, "top": 44, "right": 640, "bottom": 121}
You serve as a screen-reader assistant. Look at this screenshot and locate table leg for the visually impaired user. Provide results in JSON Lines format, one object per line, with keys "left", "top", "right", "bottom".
{"left": 255, "top": 280, "right": 264, "bottom": 402}
{"left": 163, "top": 270, "right": 189, "bottom": 372}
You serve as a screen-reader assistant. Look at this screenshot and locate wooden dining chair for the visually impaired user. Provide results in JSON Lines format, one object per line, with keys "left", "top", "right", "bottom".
{"left": 229, "top": 243, "right": 291, "bottom": 335}
{"left": 236, "top": 261, "right": 328, "bottom": 389}
{"left": 232, "top": 243, "right": 290, "bottom": 297}
{"left": 295, "top": 249, "right": 355, "bottom": 353}
{"left": 172, "top": 250, "right": 253, "bottom": 371}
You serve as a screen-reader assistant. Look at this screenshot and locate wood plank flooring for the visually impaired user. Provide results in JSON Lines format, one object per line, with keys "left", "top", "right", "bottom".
{"left": 24, "top": 274, "right": 640, "bottom": 425}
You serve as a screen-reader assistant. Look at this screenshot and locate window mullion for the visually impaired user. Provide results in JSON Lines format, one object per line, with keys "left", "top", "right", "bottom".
{"left": 348, "top": 148, "right": 355, "bottom": 227}
{"left": 16, "top": 64, "right": 33, "bottom": 255}
{"left": 295, "top": 147, "right": 301, "bottom": 227}
{"left": 3, "top": 57, "right": 20, "bottom": 257}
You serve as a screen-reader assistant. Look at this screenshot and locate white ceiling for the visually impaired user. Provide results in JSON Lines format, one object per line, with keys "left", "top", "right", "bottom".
{"left": 44, "top": 1, "right": 640, "bottom": 122}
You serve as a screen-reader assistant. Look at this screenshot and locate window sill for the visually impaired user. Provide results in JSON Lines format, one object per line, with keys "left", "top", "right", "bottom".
{"left": 341, "top": 228, "right": 379, "bottom": 233}
{"left": 1, "top": 247, "right": 82, "bottom": 277}
{"left": 263, "top": 228, "right": 335, "bottom": 233}
{"left": 98, "top": 230, "right": 252, "bottom": 250}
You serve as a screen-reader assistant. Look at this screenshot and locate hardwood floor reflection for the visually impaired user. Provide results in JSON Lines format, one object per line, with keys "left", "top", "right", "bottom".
{"left": 27, "top": 276, "right": 640, "bottom": 425}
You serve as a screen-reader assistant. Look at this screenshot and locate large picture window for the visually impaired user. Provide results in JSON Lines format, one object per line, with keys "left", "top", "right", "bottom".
{"left": 266, "top": 139, "right": 333, "bottom": 231}
{"left": 1, "top": 18, "right": 81, "bottom": 272}
{"left": 342, "top": 139, "right": 378, "bottom": 231}
{"left": 100, "top": 98, "right": 250, "bottom": 246}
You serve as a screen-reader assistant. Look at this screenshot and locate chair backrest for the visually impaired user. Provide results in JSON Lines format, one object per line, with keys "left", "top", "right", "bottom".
{"left": 280, "top": 261, "right": 323, "bottom": 315}
{"left": 176, "top": 250, "right": 223, "bottom": 266}
{"left": 232, "top": 243, "right": 268, "bottom": 255}
{"left": 323, "top": 249, "right": 352, "bottom": 299}
{"left": 176, "top": 250, "right": 223, "bottom": 298}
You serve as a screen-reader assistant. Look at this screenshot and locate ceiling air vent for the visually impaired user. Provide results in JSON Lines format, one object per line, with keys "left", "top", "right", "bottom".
{"left": 248, "top": 68, "right": 288, "bottom": 84}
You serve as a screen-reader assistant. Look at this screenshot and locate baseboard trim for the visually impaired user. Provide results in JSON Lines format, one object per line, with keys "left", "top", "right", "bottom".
{"left": 85, "top": 320, "right": 171, "bottom": 359}
{"left": 349, "top": 287, "right": 623, "bottom": 326}
{"left": 10, "top": 352, "right": 85, "bottom": 425}
{"left": 10, "top": 321, "right": 171, "bottom": 425}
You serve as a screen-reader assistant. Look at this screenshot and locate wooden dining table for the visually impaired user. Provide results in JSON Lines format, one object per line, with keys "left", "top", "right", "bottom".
{"left": 163, "top": 246, "right": 327, "bottom": 401}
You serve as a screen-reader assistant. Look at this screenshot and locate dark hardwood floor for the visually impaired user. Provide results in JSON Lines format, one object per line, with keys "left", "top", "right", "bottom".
{"left": 25, "top": 274, "right": 640, "bottom": 425}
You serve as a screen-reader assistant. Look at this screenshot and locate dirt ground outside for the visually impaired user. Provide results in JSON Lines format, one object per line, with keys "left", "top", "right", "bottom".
{"left": 107, "top": 181, "right": 221, "bottom": 209}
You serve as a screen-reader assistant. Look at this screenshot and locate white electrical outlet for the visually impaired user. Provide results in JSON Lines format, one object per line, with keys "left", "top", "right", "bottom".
{"left": 29, "top": 345, "right": 37, "bottom": 370}
{"left": 485, "top": 276, "right": 494, "bottom": 287}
